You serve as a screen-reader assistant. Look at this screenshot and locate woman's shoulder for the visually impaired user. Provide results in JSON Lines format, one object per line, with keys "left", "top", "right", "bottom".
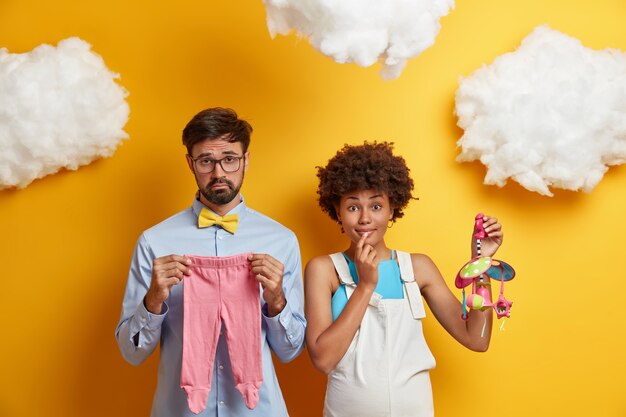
{"left": 394, "top": 250, "right": 433, "bottom": 264}
{"left": 402, "top": 252, "right": 438, "bottom": 271}
{"left": 403, "top": 252, "right": 444, "bottom": 290}
{"left": 305, "top": 254, "right": 337, "bottom": 275}
{"left": 305, "top": 255, "right": 340, "bottom": 290}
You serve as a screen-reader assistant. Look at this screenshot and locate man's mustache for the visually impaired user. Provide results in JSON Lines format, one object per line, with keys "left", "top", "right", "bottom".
{"left": 207, "top": 177, "right": 234, "bottom": 189}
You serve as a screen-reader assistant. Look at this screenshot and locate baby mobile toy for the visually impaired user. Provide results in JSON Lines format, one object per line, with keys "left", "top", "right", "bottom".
{"left": 456, "top": 213, "right": 516, "bottom": 333}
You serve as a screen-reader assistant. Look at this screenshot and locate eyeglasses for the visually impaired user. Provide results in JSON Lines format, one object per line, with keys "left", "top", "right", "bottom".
{"left": 191, "top": 155, "right": 244, "bottom": 174}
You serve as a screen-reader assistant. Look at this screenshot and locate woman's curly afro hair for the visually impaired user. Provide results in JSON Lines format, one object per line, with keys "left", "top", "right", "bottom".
{"left": 316, "top": 141, "right": 415, "bottom": 222}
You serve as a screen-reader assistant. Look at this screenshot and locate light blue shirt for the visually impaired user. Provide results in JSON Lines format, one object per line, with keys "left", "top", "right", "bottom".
{"left": 115, "top": 195, "right": 306, "bottom": 417}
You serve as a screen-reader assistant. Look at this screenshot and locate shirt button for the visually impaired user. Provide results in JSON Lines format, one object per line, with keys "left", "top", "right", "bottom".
{"left": 219, "top": 364, "right": 224, "bottom": 370}
{"left": 288, "top": 334, "right": 293, "bottom": 339}
{"left": 219, "top": 400, "right": 225, "bottom": 406}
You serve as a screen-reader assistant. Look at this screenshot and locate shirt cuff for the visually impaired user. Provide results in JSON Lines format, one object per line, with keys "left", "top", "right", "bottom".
{"left": 130, "top": 299, "right": 169, "bottom": 336}
{"left": 262, "top": 301, "right": 298, "bottom": 346}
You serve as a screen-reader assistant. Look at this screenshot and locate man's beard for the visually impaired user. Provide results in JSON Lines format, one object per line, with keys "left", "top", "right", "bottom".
{"left": 200, "top": 176, "right": 242, "bottom": 205}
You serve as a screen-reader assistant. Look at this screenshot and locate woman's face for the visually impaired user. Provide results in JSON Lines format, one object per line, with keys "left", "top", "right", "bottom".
{"left": 336, "top": 189, "right": 394, "bottom": 247}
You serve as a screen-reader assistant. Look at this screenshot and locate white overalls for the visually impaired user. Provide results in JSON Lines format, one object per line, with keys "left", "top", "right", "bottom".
{"left": 325, "top": 251, "right": 436, "bottom": 417}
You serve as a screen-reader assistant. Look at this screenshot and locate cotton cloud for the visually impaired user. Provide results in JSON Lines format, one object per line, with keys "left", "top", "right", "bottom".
{"left": 263, "top": 0, "right": 454, "bottom": 80}
{"left": 0, "top": 37, "right": 129, "bottom": 190}
{"left": 455, "top": 25, "right": 626, "bottom": 196}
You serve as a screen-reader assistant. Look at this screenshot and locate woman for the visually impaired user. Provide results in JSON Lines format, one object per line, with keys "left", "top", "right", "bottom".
{"left": 305, "top": 142, "right": 503, "bottom": 417}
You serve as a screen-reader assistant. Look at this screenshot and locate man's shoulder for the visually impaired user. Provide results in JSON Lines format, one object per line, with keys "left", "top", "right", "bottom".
{"left": 142, "top": 207, "right": 195, "bottom": 238}
{"left": 243, "top": 207, "right": 295, "bottom": 237}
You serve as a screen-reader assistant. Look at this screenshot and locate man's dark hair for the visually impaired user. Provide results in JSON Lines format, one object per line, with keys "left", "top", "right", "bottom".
{"left": 182, "top": 107, "right": 253, "bottom": 155}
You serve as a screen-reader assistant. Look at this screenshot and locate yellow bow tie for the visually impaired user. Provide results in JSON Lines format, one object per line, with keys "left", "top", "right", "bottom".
{"left": 198, "top": 208, "right": 239, "bottom": 234}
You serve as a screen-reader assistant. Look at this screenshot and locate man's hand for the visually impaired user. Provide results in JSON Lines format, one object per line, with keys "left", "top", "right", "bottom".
{"left": 144, "top": 255, "right": 191, "bottom": 314}
{"left": 249, "top": 253, "right": 286, "bottom": 317}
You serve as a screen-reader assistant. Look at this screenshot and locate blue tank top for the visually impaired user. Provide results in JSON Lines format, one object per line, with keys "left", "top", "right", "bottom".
{"left": 331, "top": 251, "right": 404, "bottom": 321}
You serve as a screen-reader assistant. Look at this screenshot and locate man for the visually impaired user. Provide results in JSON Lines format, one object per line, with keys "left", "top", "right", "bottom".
{"left": 116, "top": 107, "right": 306, "bottom": 416}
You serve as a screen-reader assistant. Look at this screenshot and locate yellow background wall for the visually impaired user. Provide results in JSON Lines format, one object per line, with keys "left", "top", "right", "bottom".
{"left": 1, "top": 1, "right": 625, "bottom": 416}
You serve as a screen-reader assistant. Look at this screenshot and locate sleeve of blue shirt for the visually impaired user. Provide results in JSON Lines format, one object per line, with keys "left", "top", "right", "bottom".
{"left": 261, "top": 232, "right": 306, "bottom": 363}
{"left": 115, "top": 234, "right": 166, "bottom": 366}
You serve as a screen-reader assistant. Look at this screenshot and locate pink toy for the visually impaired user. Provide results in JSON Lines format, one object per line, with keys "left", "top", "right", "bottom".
{"left": 456, "top": 214, "right": 516, "bottom": 323}
{"left": 473, "top": 213, "right": 486, "bottom": 240}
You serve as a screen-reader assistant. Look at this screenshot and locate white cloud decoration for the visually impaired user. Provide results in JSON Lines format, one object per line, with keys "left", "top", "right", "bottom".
{"left": 0, "top": 37, "right": 129, "bottom": 190}
{"left": 455, "top": 25, "right": 626, "bottom": 196}
{"left": 263, "top": 0, "right": 455, "bottom": 80}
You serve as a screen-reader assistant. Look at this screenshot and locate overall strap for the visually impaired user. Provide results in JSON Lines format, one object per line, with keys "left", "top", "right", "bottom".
{"left": 329, "top": 253, "right": 381, "bottom": 307}
{"left": 396, "top": 251, "right": 426, "bottom": 319}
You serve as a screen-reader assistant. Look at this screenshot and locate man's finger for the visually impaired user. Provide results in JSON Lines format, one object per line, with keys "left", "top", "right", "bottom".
{"left": 157, "top": 261, "right": 191, "bottom": 275}
{"left": 165, "top": 277, "right": 182, "bottom": 288}
{"left": 155, "top": 254, "right": 191, "bottom": 266}
{"left": 249, "top": 253, "right": 282, "bottom": 269}
{"left": 251, "top": 263, "right": 281, "bottom": 279}
{"left": 255, "top": 274, "right": 274, "bottom": 287}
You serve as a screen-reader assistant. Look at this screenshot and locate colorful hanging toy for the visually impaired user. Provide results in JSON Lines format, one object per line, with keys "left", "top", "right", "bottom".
{"left": 456, "top": 214, "right": 516, "bottom": 330}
